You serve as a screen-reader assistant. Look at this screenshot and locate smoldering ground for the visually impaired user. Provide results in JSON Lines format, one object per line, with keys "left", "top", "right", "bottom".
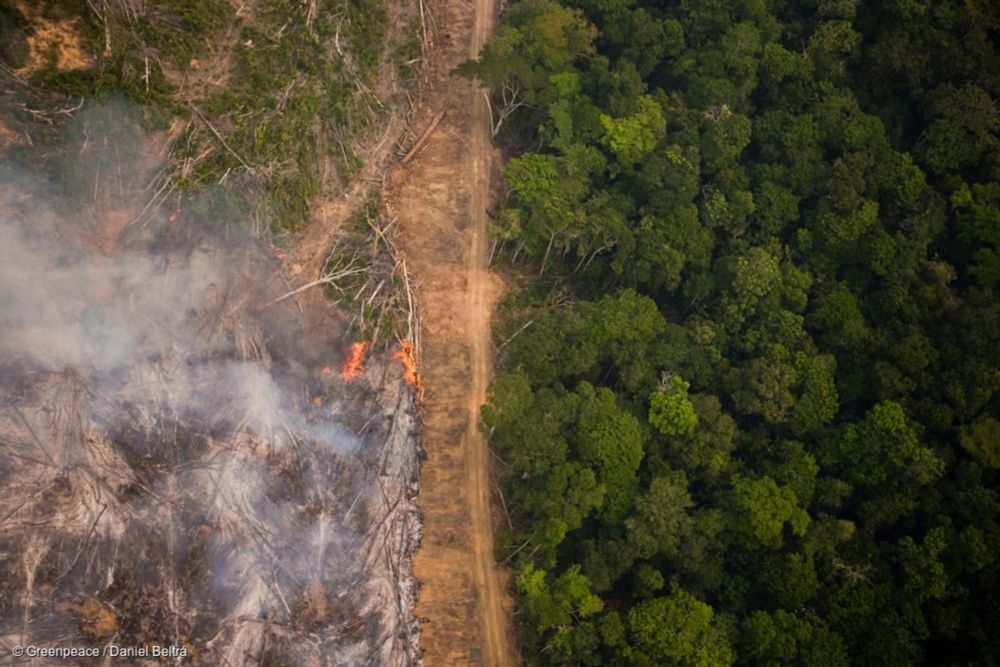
{"left": 0, "top": 104, "right": 422, "bottom": 665}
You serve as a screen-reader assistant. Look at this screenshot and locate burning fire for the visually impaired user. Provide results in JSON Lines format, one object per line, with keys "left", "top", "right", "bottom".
{"left": 268, "top": 242, "right": 287, "bottom": 262}
{"left": 393, "top": 339, "right": 423, "bottom": 395}
{"left": 341, "top": 342, "right": 370, "bottom": 380}
{"left": 337, "top": 340, "right": 421, "bottom": 393}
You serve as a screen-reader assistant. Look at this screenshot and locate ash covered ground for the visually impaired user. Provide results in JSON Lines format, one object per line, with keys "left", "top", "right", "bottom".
{"left": 0, "top": 108, "right": 422, "bottom": 666}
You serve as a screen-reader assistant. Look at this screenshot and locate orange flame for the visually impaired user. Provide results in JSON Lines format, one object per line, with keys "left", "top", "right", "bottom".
{"left": 268, "top": 242, "right": 287, "bottom": 262}
{"left": 320, "top": 366, "right": 333, "bottom": 376}
{"left": 341, "top": 342, "right": 370, "bottom": 380}
{"left": 393, "top": 339, "right": 423, "bottom": 395}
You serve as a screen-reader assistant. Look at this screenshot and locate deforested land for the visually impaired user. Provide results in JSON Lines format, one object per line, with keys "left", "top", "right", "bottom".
{"left": 0, "top": 1, "right": 440, "bottom": 665}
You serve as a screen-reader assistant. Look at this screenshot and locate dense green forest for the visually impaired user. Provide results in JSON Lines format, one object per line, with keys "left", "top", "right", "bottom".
{"left": 464, "top": 1, "right": 1000, "bottom": 664}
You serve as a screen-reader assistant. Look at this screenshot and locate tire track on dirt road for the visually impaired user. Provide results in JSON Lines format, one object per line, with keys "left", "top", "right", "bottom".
{"left": 387, "top": 0, "right": 515, "bottom": 661}
{"left": 466, "top": 0, "right": 511, "bottom": 665}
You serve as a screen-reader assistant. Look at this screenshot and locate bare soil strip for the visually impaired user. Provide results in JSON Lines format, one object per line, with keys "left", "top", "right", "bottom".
{"left": 387, "top": 0, "right": 516, "bottom": 660}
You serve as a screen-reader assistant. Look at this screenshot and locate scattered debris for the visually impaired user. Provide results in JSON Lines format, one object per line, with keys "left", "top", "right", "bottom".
{"left": 0, "top": 206, "right": 423, "bottom": 666}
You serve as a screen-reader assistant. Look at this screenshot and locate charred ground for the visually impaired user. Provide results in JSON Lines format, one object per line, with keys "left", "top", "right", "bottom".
{"left": 0, "top": 155, "right": 423, "bottom": 664}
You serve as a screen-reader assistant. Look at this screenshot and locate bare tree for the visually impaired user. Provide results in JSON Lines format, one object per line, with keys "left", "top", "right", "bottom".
{"left": 482, "top": 79, "right": 526, "bottom": 138}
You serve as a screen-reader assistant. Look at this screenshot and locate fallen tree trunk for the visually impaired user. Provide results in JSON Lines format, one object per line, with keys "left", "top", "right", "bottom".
{"left": 400, "top": 111, "right": 446, "bottom": 164}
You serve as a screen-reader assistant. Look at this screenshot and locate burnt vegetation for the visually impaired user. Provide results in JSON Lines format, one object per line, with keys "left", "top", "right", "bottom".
{"left": 0, "top": 1, "right": 426, "bottom": 660}
{"left": 0, "top": 198, "right": 422, "bottom": 663}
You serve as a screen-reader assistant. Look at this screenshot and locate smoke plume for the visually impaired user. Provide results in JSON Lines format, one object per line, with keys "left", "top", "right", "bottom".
{"left": 0, "top": 103, "right": 421, "bottom": 665}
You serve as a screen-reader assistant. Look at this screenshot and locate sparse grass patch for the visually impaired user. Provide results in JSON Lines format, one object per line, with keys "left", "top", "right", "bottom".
{"left": 396, "top": 37, "right": 422, "bottom": 85}
{"left": 344, "top": 0, "right": 389, "bottom": 80}
{"left": 134, "top": 0, "right": 232, "bottom": 68}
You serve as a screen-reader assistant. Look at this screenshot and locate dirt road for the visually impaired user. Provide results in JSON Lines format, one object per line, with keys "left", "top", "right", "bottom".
{"left": 387, "top": 0, "right": 515, "bottom": 661}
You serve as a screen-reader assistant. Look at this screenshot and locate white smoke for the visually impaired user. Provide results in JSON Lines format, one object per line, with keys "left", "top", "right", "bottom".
{"left": 0, "top": 104, "right": 421, "bottom": 665}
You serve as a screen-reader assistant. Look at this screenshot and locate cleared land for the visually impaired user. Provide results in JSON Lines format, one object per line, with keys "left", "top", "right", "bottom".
{"left": 0, "top": 0, "right": 516, "bottom": 662}
{"left": 386, "top": 0, "right": 516, "bottom": 661}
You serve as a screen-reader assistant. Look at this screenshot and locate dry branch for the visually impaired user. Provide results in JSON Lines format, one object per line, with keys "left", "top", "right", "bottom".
{"left": 190, "top": 105, "right": 256, "bottom": 175}
{"left": 482, "top": 80, "right": 525, "bottom": 137}
{"left": 400, "top": 110, "right": 445, "bottom": 164}
{"left": 498, "top": 318, "right": 533, "bottom": 352}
